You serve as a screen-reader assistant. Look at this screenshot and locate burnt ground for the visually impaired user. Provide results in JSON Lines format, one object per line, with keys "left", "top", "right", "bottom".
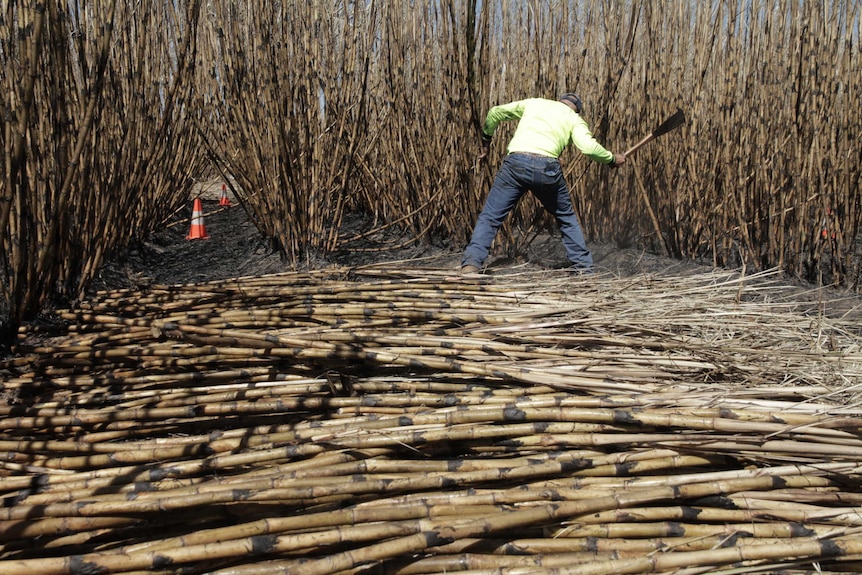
{"left": 91, "top": 189, "right": 718, "bottom": 293}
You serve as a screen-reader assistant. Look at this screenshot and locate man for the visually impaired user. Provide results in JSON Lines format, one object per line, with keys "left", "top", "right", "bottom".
{"left": 461, "top": 93, "right": 626, "bottom": 274}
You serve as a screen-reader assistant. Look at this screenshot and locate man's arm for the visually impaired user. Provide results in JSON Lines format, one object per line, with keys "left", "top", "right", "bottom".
{"left": 570, "top": 116, "right": 617, "bottom": 164}
{"left": 481, "top": 100, "right": 526, "bottom": 140}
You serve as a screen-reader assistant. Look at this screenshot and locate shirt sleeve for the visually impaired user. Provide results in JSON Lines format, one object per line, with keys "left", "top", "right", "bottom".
{"left": 570, "top": 116, "right": 615, "bottom": 164}
{"left": 482, "top": 100, "right": 526, "bottom": 139}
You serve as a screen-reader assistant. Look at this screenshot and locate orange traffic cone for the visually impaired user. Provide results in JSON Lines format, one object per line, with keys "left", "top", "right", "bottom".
{"left": 820, "top": 208, "right": 836, "bottom": 240}
{"left": 186, "top": 198, "right": 209, "bottom": 240}
{"left": 218, "top": 183, "right": 231, "bottom": 207}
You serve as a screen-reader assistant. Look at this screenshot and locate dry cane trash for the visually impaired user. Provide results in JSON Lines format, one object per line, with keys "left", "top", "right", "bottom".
{"left": 2, "top": 265, "right": 862, "bottom": 574}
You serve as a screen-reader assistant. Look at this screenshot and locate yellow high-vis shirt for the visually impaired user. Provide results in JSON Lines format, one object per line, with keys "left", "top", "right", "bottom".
{"left": 482, "top": 98, "right": 615, "bottom": 164}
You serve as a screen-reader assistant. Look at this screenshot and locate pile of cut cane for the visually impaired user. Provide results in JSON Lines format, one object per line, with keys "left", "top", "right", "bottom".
{"left": 2, "top": 265, "right": 862, "bottom": 574}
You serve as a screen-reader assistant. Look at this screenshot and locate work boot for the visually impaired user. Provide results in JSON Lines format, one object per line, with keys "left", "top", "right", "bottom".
{"left": 460, "top": 264, "right": 480, "bottom": 275}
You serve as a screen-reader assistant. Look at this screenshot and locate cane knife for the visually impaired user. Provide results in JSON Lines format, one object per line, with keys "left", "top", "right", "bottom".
{"left": 624, "top": 109, "right": 686, "bottom": 156}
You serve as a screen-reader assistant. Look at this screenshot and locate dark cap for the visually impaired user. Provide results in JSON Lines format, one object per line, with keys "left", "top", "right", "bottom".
{"left": 560, "top": 93, "right": 583, "bottom": 114}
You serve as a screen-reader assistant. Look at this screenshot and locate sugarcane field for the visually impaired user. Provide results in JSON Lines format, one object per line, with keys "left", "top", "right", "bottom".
{"left": 2, "top": 2, "right": 862, "bottom": 575}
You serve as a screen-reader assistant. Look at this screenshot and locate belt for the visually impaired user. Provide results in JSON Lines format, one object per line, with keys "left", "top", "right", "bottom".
{"left": 510, "top": 151, "right": 556, "bottom": 159}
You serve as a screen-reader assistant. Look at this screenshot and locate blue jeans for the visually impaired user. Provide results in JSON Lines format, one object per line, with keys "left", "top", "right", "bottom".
{"left": 462, "top": 153, "right": 593, "bottom": 270}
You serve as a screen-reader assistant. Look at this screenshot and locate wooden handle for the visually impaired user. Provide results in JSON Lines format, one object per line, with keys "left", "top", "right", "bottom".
{"left": 624, "top": 133, "right": 654, "bottom": 156}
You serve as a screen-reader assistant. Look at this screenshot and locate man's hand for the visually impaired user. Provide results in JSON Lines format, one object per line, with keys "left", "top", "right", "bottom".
{"left": 478, "top": 142, "right": 490, "bottom": 161}
{"left": 613, "top": 153, "right": 627, "bottom": 166}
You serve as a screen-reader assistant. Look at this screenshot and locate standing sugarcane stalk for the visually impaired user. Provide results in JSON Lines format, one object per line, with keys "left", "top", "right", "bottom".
{"left": 1, "top": 2, "right": 47, "bottom": 341}
{"left": 1, "top": 2, "right": 46, "bottom": 254}
{"left": 32, "top": 0, "right": 118, "bottom": 310}
{"left": 0, "top": 0, "right": 208, "bottom": 340}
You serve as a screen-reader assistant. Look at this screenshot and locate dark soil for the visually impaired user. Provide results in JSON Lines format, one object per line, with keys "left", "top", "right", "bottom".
{"left": 92, "top": 194, "right": 715, "bottom": 293}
